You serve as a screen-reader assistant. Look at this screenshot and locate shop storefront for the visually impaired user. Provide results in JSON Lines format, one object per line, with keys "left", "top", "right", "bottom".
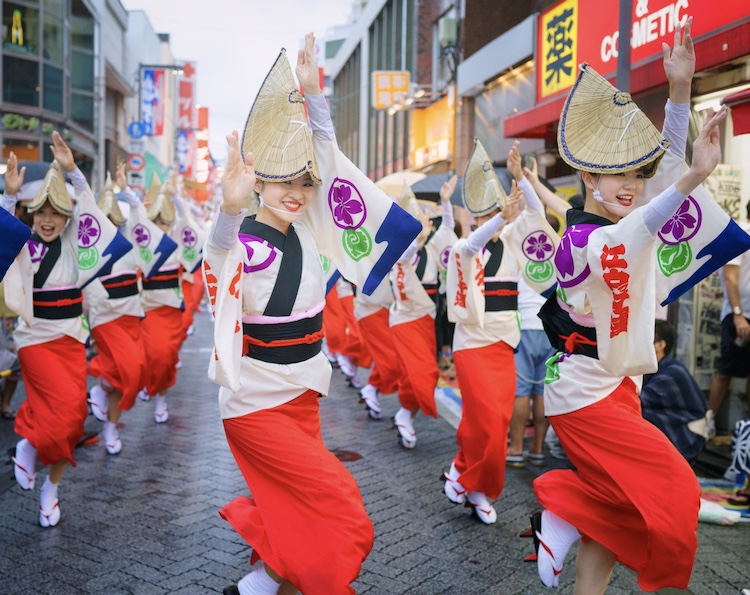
{"left": 505, "top": 0, "right": 750, "bottom": 424}
{"left": 1, "top": 0, "right": 98, "bottom": 178}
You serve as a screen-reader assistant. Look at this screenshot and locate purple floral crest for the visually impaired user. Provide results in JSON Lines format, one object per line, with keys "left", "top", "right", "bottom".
{"left": 27, "top": 240, "right": 48, "bottom": 265}
{"left": 441, "top": 247, "right": 451, "bottom": 268}
{"left": 182, "top": 226, "right": 198, "bottom": 248}
{"left": 658, "top": 195, "right": 701, "bottom": 246}
{"left": 328, "top": 178, "right": 366, "bottom": 230}
{"left": 522, "top": 231, "right": 554, "bottom": 263}
{"left": 238, "top": 233, "right": 277, "bottom": 273}
{"left": 555, "top": 224, "right": 597, "bottom": 288}
{"left": 78, "top": 214, "right": 101, "bottom": 248}
{"left": 133, "top": 224, "right": 151, "bottom": 247}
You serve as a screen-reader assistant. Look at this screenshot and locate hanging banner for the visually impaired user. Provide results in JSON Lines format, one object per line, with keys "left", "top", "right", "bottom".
{"left": 141, "top": 68, "right": 165, "bottom": 136}
{"left": 194, "top": 107, "right": 210, "bottom": 202}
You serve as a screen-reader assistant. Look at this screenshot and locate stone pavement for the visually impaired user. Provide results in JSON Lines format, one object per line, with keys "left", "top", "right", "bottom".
{"left": 0, "top": 310, "right": 748, "bottom": 594}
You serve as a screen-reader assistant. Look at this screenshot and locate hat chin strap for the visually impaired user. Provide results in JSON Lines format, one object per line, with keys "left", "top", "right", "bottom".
{"left": 258, "top": 195, "right": 302, "bottom": 220}
{"left": 592, "top": 177, "right": 633, "bottom": 218}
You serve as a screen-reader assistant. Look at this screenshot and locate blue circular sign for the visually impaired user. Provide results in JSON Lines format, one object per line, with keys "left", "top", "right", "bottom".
{"left": 128, "top": 121, "right": 145, "bottom": 139}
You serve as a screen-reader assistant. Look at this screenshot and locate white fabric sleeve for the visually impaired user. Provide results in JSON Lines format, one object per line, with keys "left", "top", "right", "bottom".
{"left": 210, "top": 209, "right": 246, "bottom": 251}
{"left": 398, "top": 238, "right": 420, "bottom": 264}
{"left": 170, "top": 192, "right": 187, "bottom": 216}
{"left": 517, "top": 176, "right": 544, "bottom": 212}
{"left": 462, "top": 213, "right": 505, "bottom": 255}
{"left": 306, "top": 94, "right": 335, "bottom": 141}
{"left": 68, "top": 167, "right": 88, "bottom": 191}
{"left": 3, "top": 192, "right": 17, "bottom": 214}
{"left": 662, "top": 100, "right": 689, "bottom": 160}
{"left": 440, "top": 199, "right": 455, "bottom": 230}
{"left": 120, "top": 187, "right": 142, "bottom": 207}
{"left": 641, "top": 183, "right": 688, "bottom": 236}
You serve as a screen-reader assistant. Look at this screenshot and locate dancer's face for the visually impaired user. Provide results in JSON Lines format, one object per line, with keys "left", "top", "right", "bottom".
{"left": 583, "top": 170, "right": 645, "bottom": 222}
{"left": 33, "top": 201, "right": 68, "bottom": 242}
{"left": 255, "top": 173, "right": 315, "bottom": 230}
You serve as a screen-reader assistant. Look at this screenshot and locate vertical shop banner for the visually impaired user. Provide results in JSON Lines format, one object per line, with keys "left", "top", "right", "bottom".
{"left": 537, "top": 0, "right": 750, "bottom": 102}
{"left": 704, "top": 165, "right": 743, "bottom": 221}
{"left": 177, "top": 62, "right": 197, "bottom": 177}
{"left": 195, "top": 107, "right": 210, "bottom": 202}
{"left": 141, "top": 68, "right": 165, "bottom": 136}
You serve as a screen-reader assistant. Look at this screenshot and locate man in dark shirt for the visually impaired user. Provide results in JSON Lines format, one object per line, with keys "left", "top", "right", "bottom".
{"left": 640, "top": 320, "right": 707, "bottom": 465}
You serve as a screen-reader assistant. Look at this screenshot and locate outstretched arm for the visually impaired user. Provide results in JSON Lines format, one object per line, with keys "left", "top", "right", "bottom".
{"left": 661, "top": 17, "right": 694, "bottom": 158}
{"left": 211, "top": 131, "right": 254, "bottom": 250}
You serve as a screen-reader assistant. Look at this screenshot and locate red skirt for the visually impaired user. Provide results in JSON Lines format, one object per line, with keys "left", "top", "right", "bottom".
{"left": 15, "top": 336, "right": 88, "bottom": 466}
{"left": 220, "top": 390, "right": 374, "bottom": 594}
{"left": 181, "top": 279, "right": 195, "bottom": 335}
{"left": 390, "top": 315, "right": 439, "bottom": 418}
{"left": 191, "top": 266, "right": 205, "bottom": 311}
{"left": 358, "top": 308, "right": 401, "bottom": 394}
{"left": 534, "top": 378, "right": 700, "bottom": 591}
{"left": 323, "top": 288, "right": 347, "bottom": 354}
{"left": 89, "top": 316, "right": 147, "bottom": 411}
{"left": 453, "top": 342, "right": 516, "bottom": 499}
{"left": 141, "top": 305, "right": 184, "bottom": 395}
{"left": 339, "top": 294, "right": 372, "bottom": 369}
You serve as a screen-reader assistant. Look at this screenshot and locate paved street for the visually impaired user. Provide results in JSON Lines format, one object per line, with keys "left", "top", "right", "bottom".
{"left": 1, "top": 310, "right": 748, "bottom": 594}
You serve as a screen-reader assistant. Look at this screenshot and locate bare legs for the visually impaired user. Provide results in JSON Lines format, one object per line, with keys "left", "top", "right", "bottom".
{"left": 574, "top": 540, "right": 616, "bottom": 595}
{"left": 508, "top": 395, "right": 548, "bottom": 457}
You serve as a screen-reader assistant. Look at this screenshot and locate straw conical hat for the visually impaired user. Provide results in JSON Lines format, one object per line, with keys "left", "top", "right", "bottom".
{"left": 558, "top": 63, "right": 668, "bottom": 178}
{"left": 26, "top": 160, "right": 73, "bottom": 216}
{"left": 398, "top": 181, "right": 421, "bottom": 220}
{"left": 97, "top": 171, "right": 126, "bottom": 227}
{"left": 146, "top": 177, "right": 175, "bottom": 225}
{"left": 241, "top": 49, "right": 321, "bottom": 185}
{"left": 463, "top": 140, "right": 506, "bottom": 217}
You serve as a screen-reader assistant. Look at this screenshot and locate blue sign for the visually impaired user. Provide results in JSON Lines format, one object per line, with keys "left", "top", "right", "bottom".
{"left": 128, "top": 121, "right": 145, "bottom": 139}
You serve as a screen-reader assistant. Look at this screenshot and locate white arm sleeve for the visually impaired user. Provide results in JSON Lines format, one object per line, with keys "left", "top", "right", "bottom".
{"left": 662, "top": 100, "right": 690, "bottom": 160}
{"left": 641, "top": 183, "right": 688, "bottom": 236}
{"left": 518, "top": 176, "right": 544, "bottom": 212}
{"left": 3, "top": 193, "right": 17, "bottom": 214}
{"left": 210, "top": 210, "right": 247, "bottom": 251}
{"left": 440, "top": 199, "right": 455, "bottom": 230}
{"left": 398, "top": 239, "right": 420, "bottom": 264}
{"left": 306, "top": 94, "right": 335, "bottom": 141}
{"left": 120, "top": 187, "right": 142, "bottom": 207}
{"left": 462, "top": 213, "right": 505, "bottom": 255}
{"left": 68, "top": 167, "right": 88, "bottom": 191}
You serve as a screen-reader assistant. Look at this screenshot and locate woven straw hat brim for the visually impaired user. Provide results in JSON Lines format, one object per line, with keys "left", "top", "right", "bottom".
{"left": 558, "top": 63, "right": 668, "bottom": 178}
{"left": 241, "top": 49, "right": 321, "bottom": 185}
{"left": 27, "top": 161, "right": 73, "bottom": 216}
{"left": 463, "top": 139, "right": 506, "bottom": 216}
{"left": 398, "top": 182, "right": 421, "bottom": 220}
{"left": 147, "top": 192, "right": 175, "bottom": 225}
{"left": 145, "top": 175, "right": 162, "bottom": 205}
{"left": 97, "top": 172, "right": 126, "bottom": 227}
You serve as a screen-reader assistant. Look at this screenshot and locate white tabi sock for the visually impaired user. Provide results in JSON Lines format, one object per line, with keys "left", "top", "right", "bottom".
{"left": 236, "top": 566, "right": 280, "bottom": 595}
{"left": 535, "top": 510, "right": 581, "bottom": 588}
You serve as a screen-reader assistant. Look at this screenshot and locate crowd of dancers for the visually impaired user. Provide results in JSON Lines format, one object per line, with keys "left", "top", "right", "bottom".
{"left": 1, "top": 19, "right": 747, "bottom": 595}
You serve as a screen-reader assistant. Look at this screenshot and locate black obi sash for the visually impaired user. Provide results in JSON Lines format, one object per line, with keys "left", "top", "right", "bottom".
{"left": 142, "top": 268, "right": 180, "bottom": 291}
{"left": 538, "top": 293, "right": 598, "bottom": 359}
{"left": 101, "top": 273, "right": 139, "bottom": 299}
{"left": 482, "top": 239, "right": 517, "bottom": 312}
{"left": 33, "top": 287, "right": 83, "bottom": 319}
{"left": 242, "top": 311, "right": 323, "bottom": 364}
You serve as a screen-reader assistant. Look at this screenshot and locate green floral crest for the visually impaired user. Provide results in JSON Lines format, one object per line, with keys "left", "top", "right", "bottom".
{"left": 342, "top": 228, "right": 372, "bottom": 262}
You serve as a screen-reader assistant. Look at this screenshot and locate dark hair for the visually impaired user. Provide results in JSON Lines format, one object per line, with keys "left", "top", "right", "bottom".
{"left": 654, "top": 319, "right": 675, "bottom": 356}
{"left": 746, "top": 201, "right": 750, "bottom": 221}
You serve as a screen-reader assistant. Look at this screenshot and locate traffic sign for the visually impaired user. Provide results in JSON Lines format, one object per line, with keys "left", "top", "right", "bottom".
{"left": 127, "top": 153, "right": 145, "bottom": 172}
{"left": 128, "top": 121, "right": 145, "bottom": 139}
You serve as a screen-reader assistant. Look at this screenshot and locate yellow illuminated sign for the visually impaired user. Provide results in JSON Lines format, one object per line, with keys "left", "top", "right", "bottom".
{"left": 12, "top": 9, "right": 24, "bottom": 45}
{"left": 539, "top": 0, "right": 577, "bottom": 100}
{"left": 371, "top": 71, "right": 410, "bottom": 110}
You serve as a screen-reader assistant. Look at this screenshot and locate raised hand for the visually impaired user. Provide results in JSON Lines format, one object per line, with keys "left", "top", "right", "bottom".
{"left": 115, "top": 162, "right": 128, "bottom": 190}
{"left": 663, "top": 17, "right": 694, "bottom": 102}
{"left": 440, "top": 175, "right": 458, "bottom": 204}
{"left": 50, "top": 130, "right": 76, "bottom": 172}
{"left": 165, "top": 174, "right": 178, "bottom": 197}
{"left": 500, "top": 180, "right": 521, "bottom": 221}
{"left": 296, "top": 32, "right": 321, "bottom": 95}
{"left": 507, "top": 141, "right": 523, "bottom": 182}
{"left": 221, "top": 131, "right": 255, "bottom": 216}
{"left": 523, "top": 155, "right": 539, "bottom": 185}
{"left": 4, "top": 151, "right": 25, "bottom": 196}
{"left": 690, "top": 107, "right": 726, "bottom": 179}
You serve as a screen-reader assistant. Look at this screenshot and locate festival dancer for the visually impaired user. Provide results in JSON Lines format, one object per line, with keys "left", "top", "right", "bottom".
{"left": 389, "top": 181, "right": 456, "bottom": 448}
{"left": 85, "top": 164, "right": 177, "bottom": 451}
{"left": 531, "top": 21, "right": 745, "bottom": 592}
{"left": 4, "top": 132, "right": 130, "bottom": 526}
{"left": 442, "top": 140, "right": 558, "bottom": 524}
{"left": 206, "top": 34, "right": 420, "bottom": 594}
